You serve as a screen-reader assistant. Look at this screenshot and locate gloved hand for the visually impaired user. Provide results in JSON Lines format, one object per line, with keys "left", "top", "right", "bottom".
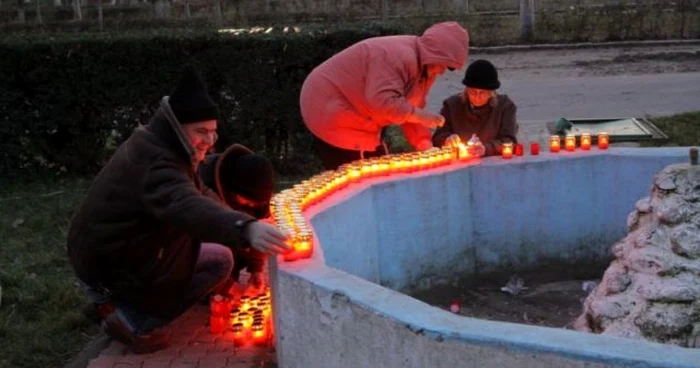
{"left": 410, "top": 108, "right": 445, "bottom": 129}
{"left": 244, "top": 221, "right": 292, "bottom": 255}
{"left": 468, "top": 142, "right": 486, "bottom": 157}
{"left": 444, "top": 134, "right": 462, "bottom": 147}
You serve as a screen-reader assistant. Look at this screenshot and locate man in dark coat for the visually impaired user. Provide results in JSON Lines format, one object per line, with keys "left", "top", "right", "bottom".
{"left": 67, "top": 65, "right": 291, "bottom": 354}
{"left": 199, "top": 144, "right": 275, "bottom": 292}
{"left": 432, "top": 59, "right": 518, "bottom": 157}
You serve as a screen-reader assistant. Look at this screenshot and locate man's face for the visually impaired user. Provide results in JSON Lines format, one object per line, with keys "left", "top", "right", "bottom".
{"left": 182, "top": 120, "right": 217, "bottom": 163}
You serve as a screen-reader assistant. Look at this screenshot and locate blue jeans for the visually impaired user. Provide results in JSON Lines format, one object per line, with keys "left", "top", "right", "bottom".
{"left": 82, "top": 243, "right": 234, "bottom": 334}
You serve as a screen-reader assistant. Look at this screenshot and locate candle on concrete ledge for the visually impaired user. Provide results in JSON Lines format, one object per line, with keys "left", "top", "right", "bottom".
{"left": 580, "top": 133, "right": 592, "bottom": 150}
{"left": 549, "top": 136, "right": 561, "bottom": 153}
{"left": 502, "top": 143, "right": 513, "bottom": 159}
{"left": 598, "top": 132, "right": 610, "bottom": 149}
{"left": 565, "top": 134, "right": 576, "bottom": 151}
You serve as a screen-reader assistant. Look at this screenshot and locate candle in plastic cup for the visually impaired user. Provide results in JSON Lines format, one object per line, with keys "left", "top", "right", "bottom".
{"left": 502, "top": 143, "right": 513, "bottom": 159}
{"left": 549, "top": 136, "right": 561, "bottom": 153}
{"left": 580, "top": 133, "right": 591, "bottom": 150}
{"left": 514, "top": 143, "right": 524, "bottom": 157}
{"left": 565, "top": 134, "right": 576, "bottom": 151}
{"left": 598, "top": 132, "right": 610, "bottom": 149}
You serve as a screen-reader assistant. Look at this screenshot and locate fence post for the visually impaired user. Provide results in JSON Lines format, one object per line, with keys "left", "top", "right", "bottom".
{"left": 520, "top": 0, "right": 535, "bottom": 41}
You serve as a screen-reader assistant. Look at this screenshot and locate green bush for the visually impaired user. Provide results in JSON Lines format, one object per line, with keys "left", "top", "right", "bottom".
{"left": 0, "top": 28, "right": 414, "bottom": 179}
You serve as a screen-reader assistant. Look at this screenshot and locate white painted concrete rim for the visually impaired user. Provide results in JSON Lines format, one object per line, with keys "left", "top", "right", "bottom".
{"left": 278, "top": 147, "right": 700, "bottom": 368}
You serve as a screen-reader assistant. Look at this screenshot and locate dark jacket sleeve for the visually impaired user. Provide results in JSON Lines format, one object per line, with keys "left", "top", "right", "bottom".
{"left": 432, "top": 100, "right": 455, "bottom": 147}
{"left": 243, "top": 250, "right": 265, "bottom": 273}
{"left": 484, "top": 101, "right": 518, "bottom": 156}
{"left": 141, "top": 157, "right": 256, "bottom": 248}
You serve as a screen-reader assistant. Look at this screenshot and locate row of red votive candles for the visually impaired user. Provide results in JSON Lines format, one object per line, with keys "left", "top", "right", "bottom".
{"left": 271, "top": 133, "right": 611, "bottom": 259}
{"left": 270, "top": 146, "right": 475, "bottom": 262}
{"left": 209, "top": 289, "right": 273, "bottom": 345}
{"left": 500, "top": 132, "right": 610, "bottom": 159}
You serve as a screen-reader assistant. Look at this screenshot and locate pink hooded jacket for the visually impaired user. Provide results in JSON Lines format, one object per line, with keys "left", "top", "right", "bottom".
{"left": 300, "top": 22, "right": 470, "bottom": 152}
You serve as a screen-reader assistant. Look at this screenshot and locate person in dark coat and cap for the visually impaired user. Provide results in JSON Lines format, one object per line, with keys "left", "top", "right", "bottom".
{"left": 432, "top": 59, "right": 518, "bottom": 157}
{"left": 198, "top": 144, "right": 276, "bottom": 292}
{"left": 67, "top": 64, "right": 291, "bottom": 354}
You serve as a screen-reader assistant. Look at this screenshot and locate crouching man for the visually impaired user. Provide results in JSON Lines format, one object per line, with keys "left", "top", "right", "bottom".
{"left": 67, "top": 65, "right": 291, "bottom": 354}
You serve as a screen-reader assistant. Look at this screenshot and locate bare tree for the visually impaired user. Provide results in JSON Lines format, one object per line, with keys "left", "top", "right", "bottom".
{"left": 54, "top": 0, "right": 61, "bottom": 5}
{"left": 519, "top": 0, "right": 535, "bottom": 41}
{"left": 184, "top": 0, "right": 191, "bottom": 18}
{"left": 213, "top": 0, "right": 223, "bottom": 26}
{"left": 36, "top": 0, "right": 42, "bottom": 24}
{"left": 16, "top": 0, "right": 26, "bottom": 23}
{"left": 97, "top": 0, "right": 104, "bottom": 30}
{"left": 380, "top": 0, "right": 388, "bottom": 21}
{"left": 72, "top": 0, "right": 82, "bottom": 20}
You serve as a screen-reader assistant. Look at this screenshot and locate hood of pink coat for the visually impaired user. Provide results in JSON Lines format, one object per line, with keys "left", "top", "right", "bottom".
{"left": 416, "top": 22, "right": 469, "bottom": 70}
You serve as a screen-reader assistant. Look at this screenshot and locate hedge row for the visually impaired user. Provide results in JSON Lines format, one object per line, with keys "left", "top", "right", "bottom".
{"left": 0, "top": 26, "right": 411, "bottom": 179}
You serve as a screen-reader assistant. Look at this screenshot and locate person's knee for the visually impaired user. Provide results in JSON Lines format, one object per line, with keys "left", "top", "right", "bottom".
{"left": 216, "top": 246, "right": 235, "bottom": 281}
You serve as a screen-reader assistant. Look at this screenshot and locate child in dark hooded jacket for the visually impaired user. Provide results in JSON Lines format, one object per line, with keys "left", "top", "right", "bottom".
{"left": 199, "top": 144, "right": 276, "bottom": 291}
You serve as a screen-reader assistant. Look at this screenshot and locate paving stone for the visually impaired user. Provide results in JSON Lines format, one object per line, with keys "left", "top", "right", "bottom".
{"left": 169, "top": 356, "right": 199, "bottom": 365}
{"left": 180, "top": 345, "right": 209, "bottom": 359}
{"left": 87, "top": 355, "right": 117, "bottom": 368}
{"left": 87, "top": 355, "right": 120, "bottom": 368}
{"left": 115, "top": 355, "right": 146, "bottom": 365}
{"left": 141, "top": 362, "right": 171, "bottom": 368}
{"left": 168, "top": 363, "right": 199, "bottom": 368}
{"left": 100, "top": 343, "right": 128, "bottom": 356}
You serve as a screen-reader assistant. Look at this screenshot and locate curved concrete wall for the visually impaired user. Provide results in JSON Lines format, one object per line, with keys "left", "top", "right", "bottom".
{"left": 271, "top": 148, "right": 700, "bottom": 368}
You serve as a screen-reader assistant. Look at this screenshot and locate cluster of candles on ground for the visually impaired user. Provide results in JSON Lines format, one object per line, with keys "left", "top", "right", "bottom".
{"left": 270, "top": 132, "right": 611, "bottom": 261}
{"left": 209, "top": 288, "right": 273, "bottom": 345}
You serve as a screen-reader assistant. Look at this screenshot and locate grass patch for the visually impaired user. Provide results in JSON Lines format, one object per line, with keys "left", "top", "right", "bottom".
{"left": 0, "top": 177, "right": 98, "bottom": 368}
{"left": 643, "top": 111, "right": 700, "bottom": 147}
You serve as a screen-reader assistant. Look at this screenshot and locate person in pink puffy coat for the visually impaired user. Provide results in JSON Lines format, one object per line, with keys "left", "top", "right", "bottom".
{"left": 300, "top": 21, "right": 470, "bottom": 170}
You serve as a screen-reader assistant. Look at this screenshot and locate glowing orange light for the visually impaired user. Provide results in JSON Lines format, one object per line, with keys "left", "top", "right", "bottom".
{"left": 580, "top": 133, "right": 591, "bottom": 150}
{"left": 502, "top": 143, "right": 513, "bottom": 159}
{"left": 565, "top": 135, "right": 576, "bottom": 151}
{"left": 232, "top": 322, "right": 245, "bottom": 346}
{"left": 550, "top": 135, "right": 561, "bottom": 153}
{"left": 210, "top": 316, "right": 226, "bottom": 334}
{"left": 252, "top": 323, "right": 267, "bottom": 344}
{"left": 598, "top": 132, "right": 609, "bottom": 149}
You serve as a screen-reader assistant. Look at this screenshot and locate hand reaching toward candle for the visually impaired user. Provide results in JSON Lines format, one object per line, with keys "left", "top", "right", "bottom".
{"left": 244, "top": 221, "right": 293, "bottom": 255}
{"left": 468, "top": 141, "right": 486, "bottom": 157}
{"left": 444, "top": 134, "right": 462, "bottom": 147}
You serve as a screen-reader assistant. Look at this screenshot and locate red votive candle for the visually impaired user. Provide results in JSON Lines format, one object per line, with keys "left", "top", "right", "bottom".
{"left": 550, "top": 136, "right": 561, "bottom": 153}
{"left": 530, "top": 142, "right": 540, "bottom": 155}
{"left": 598, "top": 132, "right": 610, "bottom": 149}
{"left": 515, "top": 143, "right": 524, "bottom": 156}
{"left": 209, "top": 316, "right": 226, "bottom": 334}
{"left": 502, "top": 143, "right": 513, "bottom": 159}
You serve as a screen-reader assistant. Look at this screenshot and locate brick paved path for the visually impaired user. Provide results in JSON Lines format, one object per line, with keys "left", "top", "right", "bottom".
{"left": 86, "top": 273, "right": 277, "bottom": 368}
{"left": 86, "top": 304, "right": 277, "bottom": 368}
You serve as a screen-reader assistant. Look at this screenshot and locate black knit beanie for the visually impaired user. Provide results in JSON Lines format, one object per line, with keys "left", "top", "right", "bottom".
{"left": 219, "top": 153, "right": 275, "bottom": 203}
{"left": 169, "top": 64, "right": 220, "bottom": 124}
{"left": 462, "top": 59, "right": 500, "bottom": 90}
